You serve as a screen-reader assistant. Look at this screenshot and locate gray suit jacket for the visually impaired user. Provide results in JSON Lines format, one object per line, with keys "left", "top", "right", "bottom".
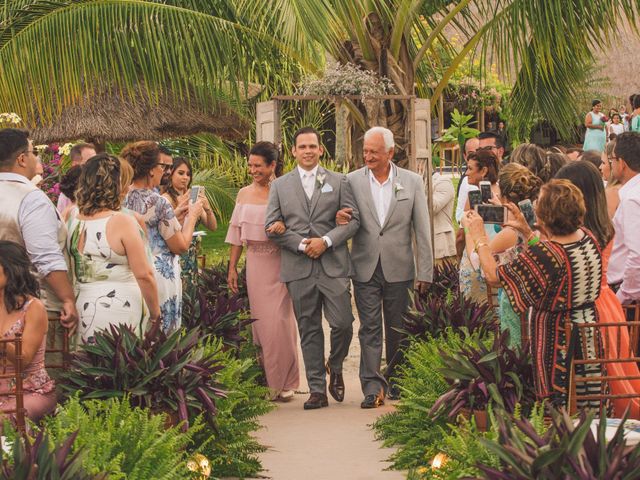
{"left": 265, "top": 166, "right": 360, "bottom": 283}
{"left": 347, "top": 165, "right": 433, "bottom": 283}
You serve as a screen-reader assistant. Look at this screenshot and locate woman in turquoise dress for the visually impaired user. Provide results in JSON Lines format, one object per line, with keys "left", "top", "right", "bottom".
{"left": 121, "top": 142, "right": 203, "bottom": 332}
{"left": 583, "top": 99, "right": 607, "bottom": 152}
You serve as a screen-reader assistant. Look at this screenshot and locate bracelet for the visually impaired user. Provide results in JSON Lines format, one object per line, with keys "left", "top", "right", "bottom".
{"left": 474, "top": 241, "right": 489, "bottom": 253}
{"left": 527, "top": 236, "right": 540, "bottom": 246}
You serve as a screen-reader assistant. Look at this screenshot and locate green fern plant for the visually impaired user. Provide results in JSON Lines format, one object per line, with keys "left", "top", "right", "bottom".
{"left": 373, "top": 330, "right": 490, "bottom": 471}
{"left": 44, "top": 396, "right": 195, "bottom": 480}
{"left": 193, "top": 338, "right": 274, "bottom": 478}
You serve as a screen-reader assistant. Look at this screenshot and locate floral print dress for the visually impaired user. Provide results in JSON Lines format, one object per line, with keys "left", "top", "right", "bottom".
{"left": 68, "top": 214, "right": 149, "bottom": 343}
{"left": 125, "top": 188, "right": 183, "bottom": 332}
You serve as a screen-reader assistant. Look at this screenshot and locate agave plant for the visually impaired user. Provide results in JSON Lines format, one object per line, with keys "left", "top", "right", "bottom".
{"left": 402, "top": 288, "right": 497, "bottom": 340}
{"left": 61, "top": 325, "right": 226, "bottom": 431}
{"left": 429, "top": 331, "right": 535, "bottom": 420}
{"left": 476, "top": 408, "right": 640, "bottom": 479}
{"left": 183, "top": 265, "right": 254, "bottom": 351}
{"left": 1, "top": 430, "right": 104, "bottom": 480}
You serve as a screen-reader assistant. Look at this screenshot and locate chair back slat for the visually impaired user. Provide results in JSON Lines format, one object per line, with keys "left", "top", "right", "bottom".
{"left": 567, "top": 312, "right": 640, "bottom": 416}
{"left": 0, "top": 334, "right": 26, "bottom": 432}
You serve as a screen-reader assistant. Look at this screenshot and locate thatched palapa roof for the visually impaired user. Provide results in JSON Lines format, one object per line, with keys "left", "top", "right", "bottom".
{"left": 30, "top": 83, "right": 262, "bottom": 145}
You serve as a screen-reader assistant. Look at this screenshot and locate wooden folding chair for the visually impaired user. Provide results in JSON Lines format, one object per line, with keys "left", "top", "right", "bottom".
{"left": 45, "top": 315, "right": 70, "bottom": 375}
{"left": 568, "top": 315, "right": 640, "bottom": 417}
{"left": 0, "top": 333, "right": 26, "bottom": 433}
{"left": 485, "top": 282, "right": 500, "bottom": 323}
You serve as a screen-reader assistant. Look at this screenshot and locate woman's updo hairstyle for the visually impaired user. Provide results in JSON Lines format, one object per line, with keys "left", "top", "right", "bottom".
{"left": 249, "top": 141, "right": 282, "bottom": 177}
{"left": 59, "top": 165, "right": 83, "bottom": 202}
{"left": 75, "top": 153, "right": 121, "bottom": 216}
{"left": 466, "top": 149, "right": 499, "bottom": 183}
{"left": 120, "top": 141, "right": 160, "bottom": 180}
{"left": 498, "top": 163, "right": 542, "bottom": 204}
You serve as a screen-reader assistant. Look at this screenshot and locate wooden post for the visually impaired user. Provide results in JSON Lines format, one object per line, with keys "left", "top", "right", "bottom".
{"left": 414, "top": 98, "right": 434, "bottom": 260}
{"left": 256, "top": 100, "right": 281, "bottom": 147}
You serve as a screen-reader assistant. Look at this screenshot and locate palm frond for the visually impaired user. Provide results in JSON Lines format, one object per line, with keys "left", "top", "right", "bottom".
{"left": 192, "top": 168, "right": 238, "bottom": 223}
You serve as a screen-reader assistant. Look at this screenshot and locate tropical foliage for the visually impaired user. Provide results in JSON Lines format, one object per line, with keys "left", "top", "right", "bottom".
{"left": 0, "top": 428, "right": 102, "bottom": 480}
{"left": 60, "top": 325, "right": 226, "bottom": 431}
{"left": 44, "top": 397, "right": 194, "bottom": 480}
{"left": 3, "top": 1, "right": 638, "bottom": 154}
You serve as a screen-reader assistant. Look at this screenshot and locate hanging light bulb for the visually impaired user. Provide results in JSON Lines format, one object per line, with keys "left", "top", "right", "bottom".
{"left": 431, "top": 452, "right": 449, "bottom": 469}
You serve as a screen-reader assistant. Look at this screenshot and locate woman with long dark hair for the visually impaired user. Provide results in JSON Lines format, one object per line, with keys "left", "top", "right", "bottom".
{"left": 225, "top": 141, "right": 299, "bottom": 402}
{"left": 0, "top": 241, "right": 56, "bottom": 421}
{"left": 555, "top": 161, "right": 640, "bottom": 417}
{"left": 161, "top": 156, "right": 217, "bottom": 295}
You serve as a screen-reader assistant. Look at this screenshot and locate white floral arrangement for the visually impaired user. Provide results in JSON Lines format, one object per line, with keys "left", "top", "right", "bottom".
{"left": 0, "top": 112, "right": 22, "bottom": 125}
{"left": 298, "top": 62, "right": 397, "bottom": 99}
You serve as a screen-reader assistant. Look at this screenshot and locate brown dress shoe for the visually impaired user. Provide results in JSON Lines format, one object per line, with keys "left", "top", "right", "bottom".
{"left": 326, "top": 363, "right": 345, "bottom": 402}
{"left": 303, "top": 392, "right": 329, "bottom": 410}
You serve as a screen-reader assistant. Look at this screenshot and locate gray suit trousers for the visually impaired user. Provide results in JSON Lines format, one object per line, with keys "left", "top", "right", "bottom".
{"left": 286, "top": 261, "right": 354, "bottom": 394}
{"left": 354, "top": 260, "right": 412, "bottom": 396}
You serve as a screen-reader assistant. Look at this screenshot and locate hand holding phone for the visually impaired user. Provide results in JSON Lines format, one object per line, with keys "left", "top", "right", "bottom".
{"left": 190, "top": 185, "right": 203, "bottom": 204}
{"left": 468, "top": 190, "right": 482, "bottom": 210}
{"left": 475, "top": 204, "right": 506, "bottom": 224}
{"left": 479, "top": 181, "right": 493, "bottom": 203}
{"left": 517, "top": 199, "right": 536, "bottom": 229}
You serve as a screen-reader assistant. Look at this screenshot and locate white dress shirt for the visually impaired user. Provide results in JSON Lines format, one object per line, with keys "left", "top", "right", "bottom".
{"left": 295, "top": 165, "right": 332, "bottom": 251}
{"left": 608, "top": 173, "right": 640, "bottom": 303}
{"left": 0, "top": 172, "right": 68, "bottom": 277}
{"left": 368, "top": 167, "right": 394, "bottom": 226}
{"left": 455, "top": 176, "right": 479, "bottom": 223}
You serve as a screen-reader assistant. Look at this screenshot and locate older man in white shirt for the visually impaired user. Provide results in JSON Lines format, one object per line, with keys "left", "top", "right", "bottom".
{"left": 0, "top": 129, "right": 78, "bottom": 330}
{"left": 608, "top": 132, "right": 640, "bottom": 306}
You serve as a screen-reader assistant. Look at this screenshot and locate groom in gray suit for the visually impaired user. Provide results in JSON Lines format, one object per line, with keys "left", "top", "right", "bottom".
{"left": 265, "top": 127, "right": 360, "bottom": 410}
{"left": 346, "top": 126, "right": 433, "bottom": 408}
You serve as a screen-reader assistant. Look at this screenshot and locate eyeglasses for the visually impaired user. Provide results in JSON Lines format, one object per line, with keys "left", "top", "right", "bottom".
{"left": 609, "top": 155, "right": 619, "bottom": 163}
{"left": 158, "top": 163, "right": 172, "bottom": 171}
{"left": 477, "top": 145, "right": 499, "bottom": 152}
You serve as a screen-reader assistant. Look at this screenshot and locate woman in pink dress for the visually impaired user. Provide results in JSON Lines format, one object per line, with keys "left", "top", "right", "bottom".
{"left": 0, "top": 241, "right": 56, "bottom": 423}
{"left": 226, "top": 142, "right": 300, "bottom": 401}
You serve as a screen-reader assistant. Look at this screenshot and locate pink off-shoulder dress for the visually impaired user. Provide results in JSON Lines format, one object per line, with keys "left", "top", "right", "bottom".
{"left": 226, "top": 203, "right": 300, "bottom": 393}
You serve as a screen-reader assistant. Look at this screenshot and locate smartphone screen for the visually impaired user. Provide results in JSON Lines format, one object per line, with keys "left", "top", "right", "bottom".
{"left": 190, "top": 185, "right": 201, "bottom": 203}
{"left": 468, "top": 190, "right": 482, "bottom": 209}
{"left": 479, "top": 181, "right": 492, "bottom": 203}
{"left": 518, "top": 199, "right": 536, "bottom": 228}
{"left": 476, "top": 205, "right": 505, "bottom": 224}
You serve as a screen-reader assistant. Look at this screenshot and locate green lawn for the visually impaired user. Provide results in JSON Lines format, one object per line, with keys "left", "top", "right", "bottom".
{"left": 199, "top": 222, "right": 230, "bottom": 266}
{"left": 201, "top": 175, "right": 460, "bottom": 265}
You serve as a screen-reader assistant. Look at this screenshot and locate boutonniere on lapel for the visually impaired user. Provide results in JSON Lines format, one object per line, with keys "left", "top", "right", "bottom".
{"left": 317, "top": 172, "right": 333, "bottom": 193}
{"left": 393, "top": 181, "right": 404, "bottom": 196}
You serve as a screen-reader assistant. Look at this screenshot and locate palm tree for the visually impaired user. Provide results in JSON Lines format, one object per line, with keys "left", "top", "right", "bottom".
{"left": 271, "top": 0, "right": 640, "bottom": 154}
{"left": 2, "top": 0, "right": 638, "bottom": 152}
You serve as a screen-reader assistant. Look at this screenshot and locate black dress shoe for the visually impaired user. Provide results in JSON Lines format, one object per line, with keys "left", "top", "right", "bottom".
{"left": 326, "top": 363, "right": 345, "bottom": 402}
{"left": 361, "top": 393, "right": 385, "bottom": 409}
{"left": 387, "top": 385, "right": 401, "bottom": 401}
{"left": 303, "top": 392, "right": 329, "bottom": 410}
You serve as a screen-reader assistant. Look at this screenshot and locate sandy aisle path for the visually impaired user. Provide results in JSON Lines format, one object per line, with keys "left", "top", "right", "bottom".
{"left": 251, "top": 313, "right": 406, "bottom": 480}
